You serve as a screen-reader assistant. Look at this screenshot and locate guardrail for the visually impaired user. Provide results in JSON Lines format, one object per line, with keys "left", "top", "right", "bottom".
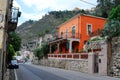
{"left": 48, "top": 53, "right": 88, "bottom": 59}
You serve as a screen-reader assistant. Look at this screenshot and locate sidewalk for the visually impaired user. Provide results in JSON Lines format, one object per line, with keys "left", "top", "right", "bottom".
{"left": 4, "top": 69, "right": 15, "bottom": 80}
{"left": 4, "top": 69, "right": 10, "bottom": 80}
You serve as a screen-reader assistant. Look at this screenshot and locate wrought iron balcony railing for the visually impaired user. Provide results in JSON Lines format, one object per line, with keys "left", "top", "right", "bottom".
{"left": 89, "top": 29, "right": 103, "bottom": 37}
{"left": 49, "top": 32, "right": 80, "bottom": 43}
{"left": 8, "top": 7, "right": 21, "bottom": 31}
{"left": 58, "top": 32, "right": 80, "bottom": 39}
{"left": 11, "top": 7, "right": 21, "bottom": 23}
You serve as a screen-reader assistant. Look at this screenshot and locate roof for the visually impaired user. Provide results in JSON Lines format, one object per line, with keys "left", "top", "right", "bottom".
{"left": 57, "top": 14, "right": 106, "bottom": 29}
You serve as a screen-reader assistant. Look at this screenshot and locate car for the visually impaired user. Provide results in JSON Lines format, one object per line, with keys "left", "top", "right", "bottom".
{"left": 8, "top": 60, "right": 19, "bottom": 69}
{"left": 11, "top": 60, "right": 19, "bottom": 69}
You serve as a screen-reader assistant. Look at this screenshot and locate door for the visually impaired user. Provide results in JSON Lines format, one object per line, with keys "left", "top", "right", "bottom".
{"left": 94, "top": 53, "right": 99, "bottom": 73}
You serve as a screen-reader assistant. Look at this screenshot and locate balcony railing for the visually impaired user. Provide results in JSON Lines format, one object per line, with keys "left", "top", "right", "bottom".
{"left": 58, "top": 32, "right": 80, "bottom": 39}
{"left": 8, "top": 7, "right": 21, "bottom": 31}
{"left": 48, "top": 53, "right": 88, "bottom": 59}
{"left": 89, "top": 29, "right": 103, "bottom": 37}
{"left": 11, "top": 7, "right": 21, "bottom": 23}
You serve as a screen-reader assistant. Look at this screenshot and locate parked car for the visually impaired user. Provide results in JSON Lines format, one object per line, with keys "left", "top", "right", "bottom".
{"left": 8, "top": 60, "right": 19, "bottom": 69}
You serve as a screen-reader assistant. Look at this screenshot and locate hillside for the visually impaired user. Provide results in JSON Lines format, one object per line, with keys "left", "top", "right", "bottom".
{"left": 16, "top": 9, "right": 94, "bottom": 43}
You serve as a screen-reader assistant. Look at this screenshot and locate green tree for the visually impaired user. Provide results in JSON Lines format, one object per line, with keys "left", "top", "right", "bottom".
{"left": 109, "top": 4, "right": 120, "bottom": 21}
{"left": 34, "top": 47, "right": 44, "bottom": 59}
{"left": 96, "top": 0, "right": 120, "bottom": 18}
{"left": 40, "top": 43, "right": 49, "bottom": 57}
{"left": 113, "top": 0, "right": 120, "bottom": 7}
{"left": 9, "top": 44, "right": 15, "bottom": 56}
{"left": 102, "top": 5, "right": 120, "bottom": 75}
{"left": 9, "top": 32, "right": 21, "bottom": 51}
{"left": 38, "top": 31, "right": 45, "bottom": 37}
{"left": 33, "top": 43, "right": 49, "bottom": 59}
{"left": 16, "top": 51, "right": 21, "bottom": 56}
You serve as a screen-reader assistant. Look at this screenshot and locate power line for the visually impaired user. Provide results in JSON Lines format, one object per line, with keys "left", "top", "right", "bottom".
{"left": 79, "top": 0, "right": 96, "bottom": 6}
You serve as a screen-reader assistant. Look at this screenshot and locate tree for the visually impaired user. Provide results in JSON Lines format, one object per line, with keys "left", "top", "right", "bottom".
{"left": 113, "top": 0, "right": 120, "bottom": 7}
{"left": 38, "top": 31, "right": 45, "bottom": 37}
{"left": 16, "top": 51, "right": 21, "bottom": 56}
{"left": 109, "top": 4, "right": 120, "bottom": 21}
{"left": 9, "top": 32, "right": 21, "bottom": 52}
{"left": 33, "top": 43, "right": 49, "bottom": 59}
{"left": 9, "top": 44, "right": 15, "bottom": 56}
{"left": 96, "top": 0, "right": 120, "bottom": 18}
{"left": 102, "top": 5, "right": 120, "bottom": 75}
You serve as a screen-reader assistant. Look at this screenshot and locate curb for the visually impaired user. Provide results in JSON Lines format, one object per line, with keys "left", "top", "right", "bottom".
{"left": 4, "top": 69, "right": 10, "bottom": 80}
{"left": 14, "top": 69, "right": 18, "bottom": 80}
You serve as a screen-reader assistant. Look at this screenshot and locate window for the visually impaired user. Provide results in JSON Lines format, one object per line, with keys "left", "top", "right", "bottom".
{"left": 72, "top": 26, "right": 76, "bottom": 37}
{"left": 61, "top": 32, "right": 63, "bottom": 38}
{"left": 87, "top": 24, "right": 92, "bottom": 34}
{"left": 66, "top": 29, "right": 68, "bottom": 38}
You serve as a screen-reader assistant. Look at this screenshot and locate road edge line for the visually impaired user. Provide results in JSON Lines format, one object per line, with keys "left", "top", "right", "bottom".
{"left": 14, "top": 69, "right": 18, "bottom": 80}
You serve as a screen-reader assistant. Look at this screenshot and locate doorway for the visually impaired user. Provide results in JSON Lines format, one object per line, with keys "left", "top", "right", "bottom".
{"left": 94, "top": 53, "right": 99, "bottom": 73}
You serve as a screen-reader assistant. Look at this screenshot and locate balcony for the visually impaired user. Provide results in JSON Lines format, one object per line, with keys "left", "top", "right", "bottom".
{"left": 89, "top": 29, "right": 103, "bottom": 37}
{"left": 49, "top": 32, "right": 80, "bottom": 44}
{"left": 8, "top": 7, "right": 21, "bottom": 31}
{"left": 58, "top": 32, "right": 80, "bottom": 39}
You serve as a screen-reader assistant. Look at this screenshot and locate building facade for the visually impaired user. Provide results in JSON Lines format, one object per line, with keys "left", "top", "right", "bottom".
{"left": 49, "top": 14, "right": 106, "bottom": 54}
{"left": 0, "top": 0, "right": 21, "bottom": 79}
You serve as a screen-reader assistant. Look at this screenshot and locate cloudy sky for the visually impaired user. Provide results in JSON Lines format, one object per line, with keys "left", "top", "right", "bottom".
{"left": 13, "top": 0, "right": 97, "bottom": 26}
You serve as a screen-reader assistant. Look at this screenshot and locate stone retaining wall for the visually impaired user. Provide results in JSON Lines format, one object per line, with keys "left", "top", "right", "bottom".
{"left": 112, "top": 37, "right": 120, "bottom": 77}
{"left": 38, "top": 59, "right": 88, "bottom": 73}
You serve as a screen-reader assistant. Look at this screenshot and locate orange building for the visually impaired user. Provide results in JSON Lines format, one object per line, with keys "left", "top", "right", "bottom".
{"left": 49, "top": 14, "right": 106, "bottom": 54}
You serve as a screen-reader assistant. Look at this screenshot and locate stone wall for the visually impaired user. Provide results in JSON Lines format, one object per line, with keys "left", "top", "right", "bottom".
{"left": 112, "top": 37, "right": 120, "bottom": 77}
{"left": 38, "top": 59, "right": 88, "bottom": 73}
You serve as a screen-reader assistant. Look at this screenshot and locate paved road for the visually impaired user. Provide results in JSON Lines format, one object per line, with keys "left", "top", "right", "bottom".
{"left": 16, "top": 64, "right": 119, "bottom": 80}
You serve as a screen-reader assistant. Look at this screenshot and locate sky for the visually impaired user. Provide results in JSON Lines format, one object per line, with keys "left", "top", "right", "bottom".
{"left": 13, "top": 0, "right": 97, "bottom": 26}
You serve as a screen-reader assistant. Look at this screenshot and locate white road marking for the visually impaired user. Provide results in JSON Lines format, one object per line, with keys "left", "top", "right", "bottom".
{"left": 14, "top": 69, "right": 18, "bottom": 80}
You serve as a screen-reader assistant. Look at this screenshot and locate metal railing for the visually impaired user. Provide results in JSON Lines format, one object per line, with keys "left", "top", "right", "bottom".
{"left": 89, "top": 29, "right": 103, "bottom": 37}
{"left": 48, "top": 53, "right": 88, "bottom": 59}
{"left": 58, "top": 32, "right": 80, "bottom": 39}
{"left": 11, "top": 7, "right": 21, "bottom": 23}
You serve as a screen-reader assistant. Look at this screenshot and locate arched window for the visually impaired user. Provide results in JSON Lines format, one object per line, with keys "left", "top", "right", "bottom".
{"left": 66, "top": 29, "right": 68, "bottom": 38}
{"left": 72, "top": 26, "right": 76, "bottom": 37}
{"left": 61, "top": 32, "right": 63, "bottom": 38}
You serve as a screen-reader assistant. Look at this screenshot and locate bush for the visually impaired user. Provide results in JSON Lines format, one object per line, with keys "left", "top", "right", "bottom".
{"left": 33, "top": 43, "right": 49, "bottom": 59}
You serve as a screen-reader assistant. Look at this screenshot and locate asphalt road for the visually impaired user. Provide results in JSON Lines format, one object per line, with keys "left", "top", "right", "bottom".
{"left": 16, "top": 64, "right": 119, "bottom": 80}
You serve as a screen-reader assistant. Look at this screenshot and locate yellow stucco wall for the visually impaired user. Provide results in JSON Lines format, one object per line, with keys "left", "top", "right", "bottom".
{"left": 0, "top": 0, "right": 8, "bottom": 49}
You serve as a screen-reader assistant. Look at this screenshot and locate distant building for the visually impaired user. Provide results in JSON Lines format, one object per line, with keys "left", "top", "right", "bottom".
{"left": 73, "top": 7, "right": 80, "bottom": 11}
{"left": 42, "top": 34, "right": 53, "bottom": 43}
